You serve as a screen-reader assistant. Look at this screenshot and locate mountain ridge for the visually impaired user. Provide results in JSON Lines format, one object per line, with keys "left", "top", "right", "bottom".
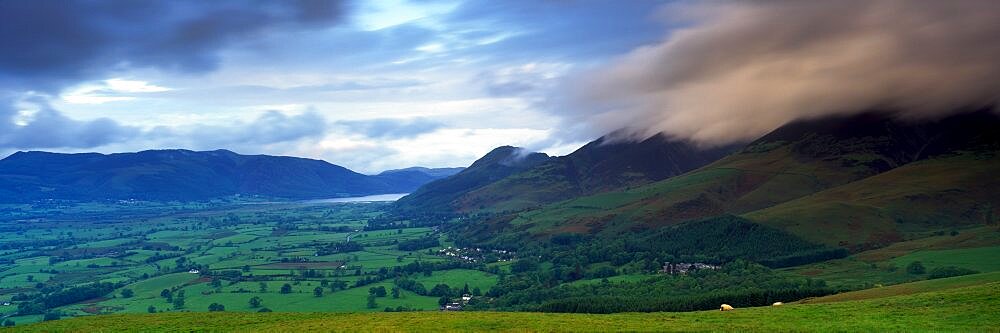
{"left": 0, "top": 149, "right": 454, "bottom": 202}
{"left": 446, "top": 110, "right": 1000, "bottom": 255}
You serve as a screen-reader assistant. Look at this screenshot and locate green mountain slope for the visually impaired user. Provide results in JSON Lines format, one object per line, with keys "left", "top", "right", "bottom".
{"left": 500, "top": 111, "right": 1000, "bottom": 240}
{"left": 394, "top": 146, "right": 551, "bottom": 213}
{"left": 746, "top": 151, "right": 1000, "bottom": 250}
{"left": 455, "top": 134, "right": 737, "bottom": 212}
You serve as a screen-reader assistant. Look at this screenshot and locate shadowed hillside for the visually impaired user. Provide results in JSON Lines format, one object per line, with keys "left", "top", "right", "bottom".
{"left": 0, "top": 149, "right": 452, "bottom": 202}
{"left": 470, "top": 111, "right": 1000, "bottom": 250}
{"left": 394, "top": 146, "right": 552, "bottom": 213}
{"left": 455, "top": 134, "right": 739, "bottom": 212}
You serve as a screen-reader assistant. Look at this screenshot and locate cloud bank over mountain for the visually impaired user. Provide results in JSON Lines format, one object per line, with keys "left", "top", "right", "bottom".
{"left": 559, "top": 0, "right": 1000, "bottom": 145}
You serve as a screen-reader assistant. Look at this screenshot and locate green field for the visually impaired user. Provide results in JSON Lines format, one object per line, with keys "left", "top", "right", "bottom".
{"left": 890, "top": 246, "right": 1000, "bottom": 273}
{"left": 9, "top": 274, "right": 999, "bottom": 332}
{"left": 2, "top": 184, "right": 997, "bottom": 330}
{"left": 782, "top": 228, "right": 1000, "bottom": 288}
{"left": 0, "top": 201, "right": 490, "bottom": 326}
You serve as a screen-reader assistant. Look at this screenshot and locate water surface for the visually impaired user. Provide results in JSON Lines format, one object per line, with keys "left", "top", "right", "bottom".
{"left": 303, "top": 193, "right": 409, "bottom": 204}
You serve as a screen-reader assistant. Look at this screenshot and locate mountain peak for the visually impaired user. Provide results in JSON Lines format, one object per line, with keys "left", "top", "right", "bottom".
{"left": 470, "top": 146, "right": 549, "bottom": 169}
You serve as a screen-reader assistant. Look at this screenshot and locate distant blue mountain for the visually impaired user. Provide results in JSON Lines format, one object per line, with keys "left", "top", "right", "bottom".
{"left": 373, "top": 167, "right": 464, "bottom": 192}
{"left": 0, "top": 149, "right": 459, "bottom": 202}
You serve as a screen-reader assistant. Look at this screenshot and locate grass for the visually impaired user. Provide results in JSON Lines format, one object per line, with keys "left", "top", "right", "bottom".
{"left": 800, "top": 271, "right": 1000, "bottom": 304}
{"left": 0, "top": 201, "right": 476, "bottom": 326}
{"left": 748, "top": 152, "right": 1000, "bottom": 248}
{"left": 10, "top": 277, "right": 1000, "bottom": 332}
{"left": 411, "top": 269, "right": 498, "bottom": 292}
{"left": 782, "top": 228, "right": 1000, "bottom": 288}
{"left": 890, "top": 245, "right": 1000, "bottom": 273}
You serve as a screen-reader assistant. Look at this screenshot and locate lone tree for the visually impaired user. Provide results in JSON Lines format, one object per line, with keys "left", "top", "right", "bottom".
{"left": 121, "top": 289, "right": 134, "bottom": 298}
{"left": 208, "top": 303, "right": 226, "bottom": 312}
{"left": 147, "top": 305, "right": 156, "bottom": 313}
{"left": 280, "top": 283, "right": 293, "bottom": 294}
{"left": 366, "top": 294, "right": 378, "bottom": 309}
{"left": 43, "top": 312, "right": 61, "bottom": 321}
{"left": 313, "top": 287, "right": 324, "bottom": 297}
{"left": 3, "top": 319, "right": 14, "bottom": 327}
{"left": 369, "top": 286, "right": 387, "bottom": 297}
{"left": 173, "top": 297, "right": 185, "bottom": 309}
{"left": 259, "top": 282, "right": 268, "bottom": 293}
{"left": 907, "top": 261, "right": 926, "bottom": 275}
{"left": 249, "top": 296, "right": 263, "bottom": 308}
{"left": 391, "top": 287, "right": 400, "bottom": 299}
{"left": 430, "top": 284, "right": 452, "bottom": 297}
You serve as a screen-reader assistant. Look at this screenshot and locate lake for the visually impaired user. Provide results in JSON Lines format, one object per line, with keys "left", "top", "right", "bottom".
{"left": 303, "top": 193, "right": 409, "bottom": 204}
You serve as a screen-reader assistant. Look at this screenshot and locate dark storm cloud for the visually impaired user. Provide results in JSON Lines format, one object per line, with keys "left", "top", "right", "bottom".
{"left": 336, "top": 118, "right": 443, "bottom": 139}
{"left": 0, "top": 0, "right": 345, "bottom": 91}
{"left": 558, "top": 0, "right": 1000, "bottom": 144}
{"left": 0, "top": 98, "right": 139, "bottom": 149}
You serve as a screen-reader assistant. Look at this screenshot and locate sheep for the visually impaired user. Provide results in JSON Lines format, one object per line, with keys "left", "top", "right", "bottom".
{"left": 772, "top": 302, "right": 783, "bottom": 306}
{"left": 720, "top": 304, "right": 734, "bottom": 311}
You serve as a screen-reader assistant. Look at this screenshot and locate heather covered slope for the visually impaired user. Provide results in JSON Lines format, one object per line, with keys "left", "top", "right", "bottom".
{"left": 12, "top": 275, "right": 1000, "bottom": 332}
{"left": 746, "top": 151, "right": 1000, "bottom": 250}
{"left": 455, "top": 134, "right": 738, "bottom": 212}
{"left": 487, "top": 111, "right": 1000, "bottom": 244}
{"left": 0, "top": 149, "right": 440, "bottom": 202}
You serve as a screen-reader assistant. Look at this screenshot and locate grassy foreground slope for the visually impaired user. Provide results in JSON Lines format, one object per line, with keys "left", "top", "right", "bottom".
{"left": 11, "top": 276, "right": 1000, "bottom": 332}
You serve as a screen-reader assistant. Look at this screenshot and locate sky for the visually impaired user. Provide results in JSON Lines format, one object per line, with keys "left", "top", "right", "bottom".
{"left": 2, "top": 1, "right": 996, "bottom": 174}
{"left": 0, "top": 0, "right": 671, "bottom": 173}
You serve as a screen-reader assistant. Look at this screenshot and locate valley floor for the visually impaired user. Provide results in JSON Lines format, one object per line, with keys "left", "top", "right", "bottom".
{"left": 9, "top": 273, "right": 999, "bottom": 332}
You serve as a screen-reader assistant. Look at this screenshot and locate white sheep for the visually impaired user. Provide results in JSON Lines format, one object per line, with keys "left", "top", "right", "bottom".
{"left": 772, "top": 302, "right": 783, "bottom": 306}
{"left": 720, "top": 304, "right": 734, "bottom": 311}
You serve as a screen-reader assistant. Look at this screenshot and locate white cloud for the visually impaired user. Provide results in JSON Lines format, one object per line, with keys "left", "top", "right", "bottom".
{"left": 61, "top": 78, "right": 171, "bottom": 104}
{"left": 104, "top": 79, "right": 171, "bottom": 93}
{"left": 354, "top": 0, "right": 459, "bottom": 31}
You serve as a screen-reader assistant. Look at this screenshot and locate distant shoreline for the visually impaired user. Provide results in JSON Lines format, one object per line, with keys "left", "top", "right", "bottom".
{"left": 301, "top": 193, "right": 409, "bottom": 204}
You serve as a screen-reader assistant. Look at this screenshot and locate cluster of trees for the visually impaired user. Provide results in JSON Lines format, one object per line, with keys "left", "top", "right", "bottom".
{"left": 208, "top": 303, "right": 225, "bottom": 312}
{"left": 929, "top": 266, "right": 979, "bottom": 279}
{"left": 906, "top": 261, "right": 980, "bottom": 279}
{"left": 17, "top": 282, "right": 119, "bottom": 315}
{"left": 160, "top": 288, "right": 187, "bottom": 309}
{"left": 452, "top": 214, "right": 849, "bottom": 285}
{"left": 392, "top": 278, "right": 480, "bottom": 299}
{"left": 468, "top": 261, "right": 837, "bottom": 313}
{"left": 534, "top": 287, "right": 834, "bottom": 313}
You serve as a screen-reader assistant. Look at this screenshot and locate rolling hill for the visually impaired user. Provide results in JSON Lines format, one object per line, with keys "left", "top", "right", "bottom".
{"left": 394, "top": 146, "right": 552, "bottom": 213}
{"left": 0, "top": 149, "right": 456, "bottom": 202}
